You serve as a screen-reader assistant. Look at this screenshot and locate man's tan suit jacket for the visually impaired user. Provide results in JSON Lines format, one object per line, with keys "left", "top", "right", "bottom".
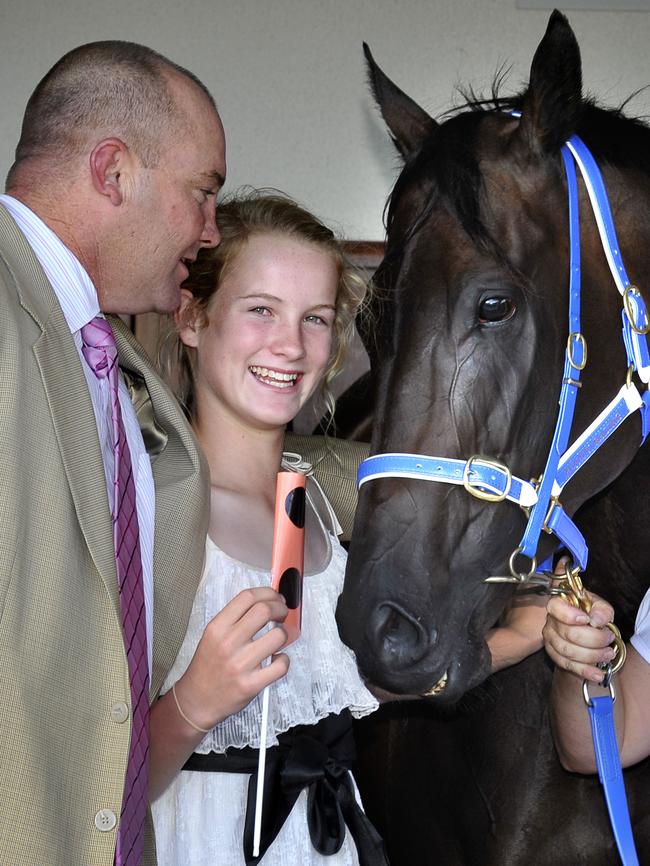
{"left": 0, "top": 205, "right": 209, "bottom": 865}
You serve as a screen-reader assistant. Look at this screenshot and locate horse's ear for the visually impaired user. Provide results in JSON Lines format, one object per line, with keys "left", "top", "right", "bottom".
{"left": 364, "top": 43, "right": 437, "bottom": 160}
{"left": 516, "top": 10, "right": 582, "bottom": 153}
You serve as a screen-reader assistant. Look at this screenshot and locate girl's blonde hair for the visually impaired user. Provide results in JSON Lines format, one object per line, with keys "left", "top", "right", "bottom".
{"left": 159, "top": 188, "right": 368, "bottom": 424}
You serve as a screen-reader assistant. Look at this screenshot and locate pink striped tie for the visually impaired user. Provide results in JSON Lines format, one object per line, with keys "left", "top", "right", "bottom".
{"left": 81, "top": 317, "right": 149, "bottom": 866}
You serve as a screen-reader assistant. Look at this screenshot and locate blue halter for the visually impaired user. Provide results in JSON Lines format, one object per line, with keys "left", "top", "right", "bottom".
{"left": 358, "top": 129, "right": 648, "bottom": 866}
{"left": 358, "top": 133, "right": 650, "bottom": 577}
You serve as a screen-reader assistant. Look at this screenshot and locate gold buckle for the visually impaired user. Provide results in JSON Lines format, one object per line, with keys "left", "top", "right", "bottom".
{"left": 623, "top": 285, "right": 650, "bottom": 335}
{"left": 567, "top": 332, "right": 587, "bottom": 370}
{"left": 462, "top": 455, "right": 512, "bottom": 503}
{"left": 542, "top": 495, "right": 561, "bottom": 534}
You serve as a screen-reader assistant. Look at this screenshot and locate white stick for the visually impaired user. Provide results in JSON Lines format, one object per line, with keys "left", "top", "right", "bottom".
{"left": 252, "top": 684, "right": 271, "bottom": 858}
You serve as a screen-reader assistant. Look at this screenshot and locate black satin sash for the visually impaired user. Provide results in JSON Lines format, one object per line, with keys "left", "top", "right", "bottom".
{"left": 182, "top": 709, "right": 390, "bottom": 866}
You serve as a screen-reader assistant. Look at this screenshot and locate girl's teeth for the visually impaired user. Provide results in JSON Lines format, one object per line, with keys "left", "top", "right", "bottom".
{"left": 250, "top": 366, "right": 298, "bottom": 387}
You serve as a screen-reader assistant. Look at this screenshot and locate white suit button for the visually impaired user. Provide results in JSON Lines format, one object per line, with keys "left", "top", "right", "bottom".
{"left": 95, "top": 809, "right": 117, "bottom": 832}
{"left": 110, "top": 702, "right": 129, "bottom": 723}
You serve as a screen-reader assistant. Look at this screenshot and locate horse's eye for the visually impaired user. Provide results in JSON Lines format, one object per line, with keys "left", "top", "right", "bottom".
{"left": 478, "top": 296, "right": 516, "bottom": 324}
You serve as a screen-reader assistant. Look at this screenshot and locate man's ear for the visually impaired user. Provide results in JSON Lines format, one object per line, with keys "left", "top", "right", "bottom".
{"left": 89, "top": 138, "right": 130, "bottom": 205}
{"left": 175, "top": 288, "right": 201, "bottom": 347}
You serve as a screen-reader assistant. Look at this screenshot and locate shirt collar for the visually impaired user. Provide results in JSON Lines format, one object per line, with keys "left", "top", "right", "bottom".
{"left": 0, "top": 194, "right": 100, "bottom": 333}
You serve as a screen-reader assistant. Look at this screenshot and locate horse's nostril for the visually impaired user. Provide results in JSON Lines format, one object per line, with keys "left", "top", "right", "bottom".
{"left": 372, "top": 601, "right": 431, "bottom": 668}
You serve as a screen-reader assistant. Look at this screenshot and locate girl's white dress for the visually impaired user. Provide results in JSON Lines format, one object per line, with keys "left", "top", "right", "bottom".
{"left": 631, "top": 586, "right": 650, "bottom": 664}
{"left": 152, "top": 484, "right": 378, "bottom": 866}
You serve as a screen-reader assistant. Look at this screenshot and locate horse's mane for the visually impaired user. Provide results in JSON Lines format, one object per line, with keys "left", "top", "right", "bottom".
{"left": 383, "top": 83, "right": 650, "bottom": 268}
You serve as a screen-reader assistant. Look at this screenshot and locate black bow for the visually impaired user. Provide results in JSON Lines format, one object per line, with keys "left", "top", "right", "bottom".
{"left": 183, "top": 710, "right": 390, "bottom": 866}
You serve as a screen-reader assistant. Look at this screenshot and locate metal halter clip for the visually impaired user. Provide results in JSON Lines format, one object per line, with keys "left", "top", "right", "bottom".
{"left": 583, "top": 678, "right": 616, "bottom": 708}
{"left": 555, "top": 560, "right": 588, "bottom": 606}
{"left": 462, "top": 455, "right": 512, "bottom": 503}
{"left": 603, "top": 621, "right": 627, "bottom": 678}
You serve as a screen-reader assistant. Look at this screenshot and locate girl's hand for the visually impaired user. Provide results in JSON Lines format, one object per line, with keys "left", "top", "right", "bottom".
{"left": 487, "top": 593, "right": 548, "bottom": 672}
{"left": 175, "top": 586, "right": 289, "bottom": 732}
{"left": 543, "top": 592, "right": 617, "bottom": 684}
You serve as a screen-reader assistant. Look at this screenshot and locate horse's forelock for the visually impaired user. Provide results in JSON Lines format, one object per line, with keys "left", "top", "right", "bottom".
{"left": 384, "top": 110, "right": 508, "bottom": 273}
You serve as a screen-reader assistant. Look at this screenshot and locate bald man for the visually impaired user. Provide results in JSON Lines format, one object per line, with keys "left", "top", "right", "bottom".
{"left": 0, "top": 42, "right": 224, "bottom": 865}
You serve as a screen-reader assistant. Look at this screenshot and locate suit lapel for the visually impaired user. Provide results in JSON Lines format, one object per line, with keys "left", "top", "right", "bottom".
{"left": 33, "top": 314, "right": 120, "bottom": 612}
{"left": 0, "top": 206, "right": 120, "bottom": 613}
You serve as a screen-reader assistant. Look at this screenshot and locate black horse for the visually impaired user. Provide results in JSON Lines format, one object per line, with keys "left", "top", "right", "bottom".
{"left": 337, "top": 11, "right": 650, "bottom": 865}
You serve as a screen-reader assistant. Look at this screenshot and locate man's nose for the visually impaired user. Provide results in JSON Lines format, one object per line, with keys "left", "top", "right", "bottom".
{"left": 201, "top": 207, "right": 220, "bottom": 248}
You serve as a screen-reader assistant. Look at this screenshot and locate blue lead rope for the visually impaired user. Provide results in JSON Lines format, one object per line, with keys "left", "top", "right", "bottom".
{"left": 588, "top": 696, "right": 640, "bottom": 865}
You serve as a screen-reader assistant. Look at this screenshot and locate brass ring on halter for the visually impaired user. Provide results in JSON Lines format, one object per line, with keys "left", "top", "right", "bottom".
{"left": 508, "top": 547, "right": 537, "bottom": 582}
{"left": 557, "top": 562, "right": 592, "bottom": 613}
{"left": 567, "top": 332, "right": 587, "bottom": 370}
{"left": 623, "top": 285, "right": 650, "bottom": 335}
{"left": 462, "top": 456, "right": 512, "bottom": 503}
{"left": 605, "top": 621, "right": 627, "bottom": 676}
{"left": 626, "top": 364, "right": 635, "bottom": 389}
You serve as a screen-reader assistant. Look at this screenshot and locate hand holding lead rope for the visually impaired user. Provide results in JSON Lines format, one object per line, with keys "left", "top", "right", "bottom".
{"left": 553, "top": 560, "right": 627, "bottom": 688}
{"left": 549, "top": 556, "right": 641, "bottom": 866}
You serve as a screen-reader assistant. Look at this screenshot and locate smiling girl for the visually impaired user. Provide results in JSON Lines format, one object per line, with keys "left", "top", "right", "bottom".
{"left": 149, "top": 191, "right": 387, "bottom": 866}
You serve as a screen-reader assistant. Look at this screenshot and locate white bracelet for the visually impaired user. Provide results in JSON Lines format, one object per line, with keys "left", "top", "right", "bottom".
{"left": 171, "top": 682, "right": 211, "bottom": 734}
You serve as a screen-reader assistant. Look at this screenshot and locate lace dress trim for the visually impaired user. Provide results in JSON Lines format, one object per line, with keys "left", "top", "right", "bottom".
{"left": 159, "top": 491, "right": 377, "bottom": 753}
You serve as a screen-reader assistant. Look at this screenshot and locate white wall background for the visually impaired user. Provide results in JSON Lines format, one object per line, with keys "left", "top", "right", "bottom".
{"left": 1, "top": 1, "right": 648, "bottom": 240}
